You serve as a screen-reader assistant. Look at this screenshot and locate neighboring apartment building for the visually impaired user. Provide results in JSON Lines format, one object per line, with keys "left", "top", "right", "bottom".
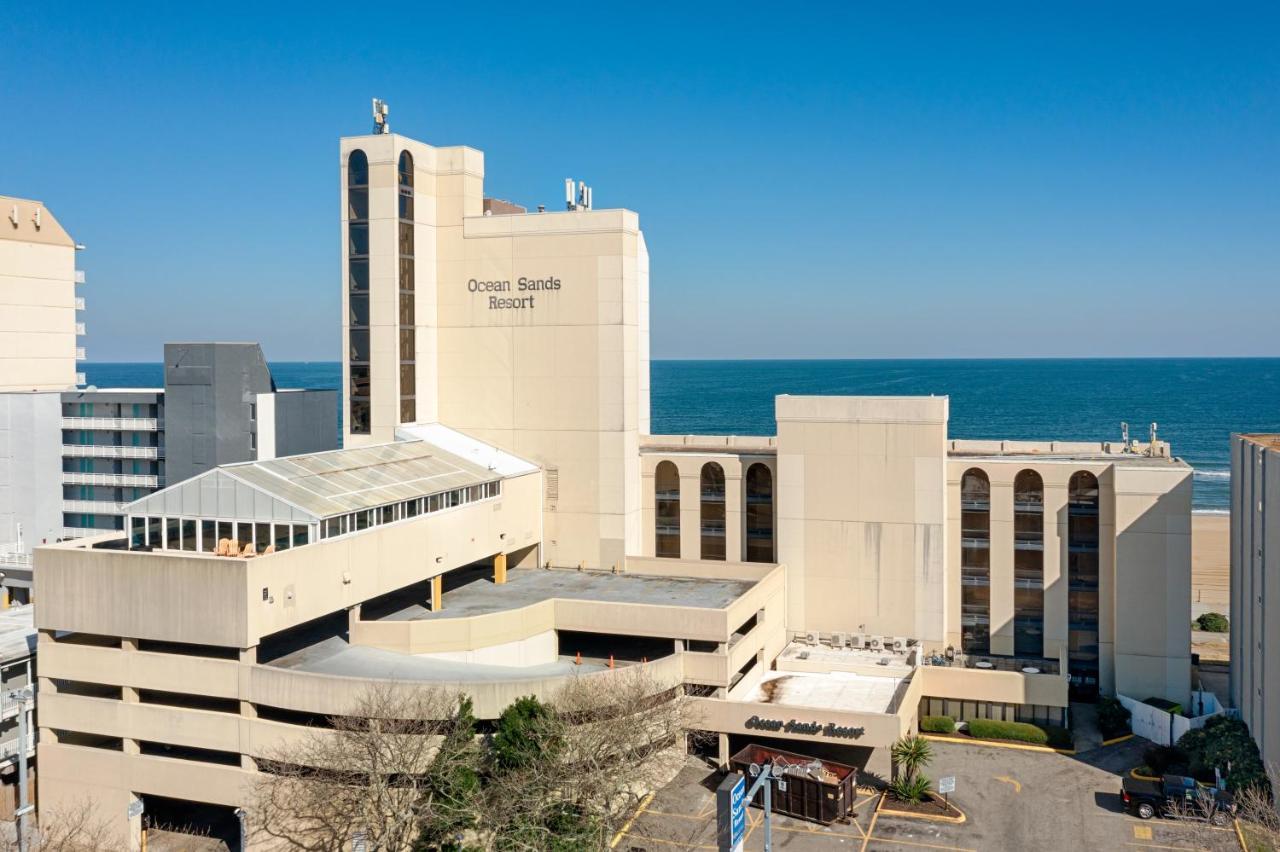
{"left": 1229, "top": 434, "right": 1279, "bottom": 782}
{"left": 32, "top": 122, "right": 1194, "bottom": 849}
{"left": 0, "top": 606, "right": 35, "bottom": 821}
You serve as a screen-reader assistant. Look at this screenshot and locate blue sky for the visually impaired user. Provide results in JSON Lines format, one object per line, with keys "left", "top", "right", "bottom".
{"left": 3, "top": 3, "right": 1277, "bottom": 360}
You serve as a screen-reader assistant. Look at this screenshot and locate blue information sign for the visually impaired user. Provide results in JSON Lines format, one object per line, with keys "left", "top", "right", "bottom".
{"left": 716, "top": 773, "right": 747, "bottom": 852}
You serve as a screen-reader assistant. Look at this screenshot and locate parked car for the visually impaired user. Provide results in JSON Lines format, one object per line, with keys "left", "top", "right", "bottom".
{"left": 1121, "top": 774, "right": 1236, "bottom": 825}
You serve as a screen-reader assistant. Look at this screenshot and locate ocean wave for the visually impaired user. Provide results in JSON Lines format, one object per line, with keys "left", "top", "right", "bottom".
{"left": 1193, "top": 469, "right": 1230, "bottom": 480}
{"left": 1193, "top": 509, "right": 1229, "bottom": 515}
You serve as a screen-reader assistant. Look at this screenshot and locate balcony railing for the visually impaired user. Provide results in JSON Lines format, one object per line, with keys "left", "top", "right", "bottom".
{"left": 60, "top": 527, "right": 104, "bottom": 539}
{"left": 75, "top": 372, "right": 85, "bottom": 385}
{"left": 0, "top": 548, "right": 32, "bottom": 568}
{"left": 74, "top": 296, "right": 85, "bottom": 310}
{"left": 62, "top": 499, "right": 130, "bottom": 515}
{"left": 74, "top": 270, "right": 85, "bottom": 284}
{"left": 61, "top": 416, "right": 159, "bottom": 431}
{"left": 74, "top": 347, "right": 86, "bottom": 360}
{"left": 74, "top": 322, "right": 86, "bottom": 335}
{"left": 62, "top": 444, "right": 161, "bottom": 460}
{"left": 62, "top": 471, "right": 160, "bottom": 488}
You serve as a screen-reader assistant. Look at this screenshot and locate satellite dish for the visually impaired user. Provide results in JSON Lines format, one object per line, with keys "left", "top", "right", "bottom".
{"left": 748, "top": 762, "right": 760, "bottom": 777}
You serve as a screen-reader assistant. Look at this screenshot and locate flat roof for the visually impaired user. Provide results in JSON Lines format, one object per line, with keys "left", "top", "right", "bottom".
{"left": 381, "top": 568, "right": 755, "bottom": 621}
{"left": 1241, "top": 434, "right": 1280, "bottom": 450}
{"left": 741, "top": 669, "right": 906, "bottom": 715}
{"left": 777, "top": 642, "right": 915, "bottom": 675}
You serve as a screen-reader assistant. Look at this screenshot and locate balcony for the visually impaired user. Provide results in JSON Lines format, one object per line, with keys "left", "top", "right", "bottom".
{"left": 61, "top": 416, "right": 159, "bottom": 431}
{"left": 74, "top": 322, "right": 86, "bottom": 336}
{"left": 62, "top": 444, "right": 161, "bottom": 460}
{"left": 74, "top": 270, "right": 85, "bottom": 284}
{"left": 61, "top": 527, "right": 104, "bottom": 539}
{"left": 62, "top": 499, "right": 130, "bottom": 515}
{"left": 74, "top": 296, "right": 85, "bottom": 310}
{"left": 75, "top": 372, "right": 85, "bottom": 385}
{"left": 62, "top": 471, "right": 160, "bottom": 488}
{"left": 74, "top": 347, "right": 86, "bottom": 360}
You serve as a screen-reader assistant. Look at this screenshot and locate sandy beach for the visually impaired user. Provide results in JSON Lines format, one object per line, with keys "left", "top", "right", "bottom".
{"left": 1192, "top": 513, "right": 1230, "bottom": 613}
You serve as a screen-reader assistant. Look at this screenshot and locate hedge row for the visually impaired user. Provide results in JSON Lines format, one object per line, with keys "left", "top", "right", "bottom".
{"left": 919, "top": 715, "right": 955, "bottom": 734}
{"left": 965, "top": 719, "right": 1050, "bottom": 745}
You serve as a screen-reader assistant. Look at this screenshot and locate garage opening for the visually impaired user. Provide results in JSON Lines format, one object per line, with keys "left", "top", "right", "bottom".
{"left": 140, "top": 794, "right": 240, "bottom": 851}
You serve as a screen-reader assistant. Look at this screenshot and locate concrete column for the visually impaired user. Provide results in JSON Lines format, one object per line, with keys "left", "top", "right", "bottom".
{"left": 239, "top": 646, "right": 258, "bottom": 664}
{"left": 348, "top": 603, "right": 362, "bottom": 632}
{"left": 494, "top": 552, "right": 507, "bottom": 585}
{"left": 121, "top": 637, "right": 139, "bottom": 652}
{"left": 717, "top": 733, "right": 730, "bottom": 770}
{"left": 240, "top": 700, "right": 257, "bottom": 719}
{"left": 680, "top": 465, "right": 701, "bottom": 560}
{"left": 989, "top": 477, "right": 1015, "bottom": 656}
{"left": 123, "top": 685, "right": 139, "bottom": 703}
{"left": 725, "top": 467, "right": 743, "bottom": 562}
{"left": 122, "top": 635, "right": 140, "bottom": 755}
{"left": 241, "top": 754, "right": 258, "bottom": 771}
{"left": 431, "top": 574, "right": 443, "bottom": 611}
{"left": 1043, "top": 483, "right": 1069, "bottom": 662}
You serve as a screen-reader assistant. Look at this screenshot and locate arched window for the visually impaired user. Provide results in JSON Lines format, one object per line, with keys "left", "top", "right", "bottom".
{"left": 1068, "top": 470, "right": 1100, "bottom": 699}
{"left": 397, "top": 150, "right": 416, "bottom": 423}
{"left": 1013, "top": 470, "right": 1044, "bottom": 657}
{"left": 960, "top": 468, "right": 991, "bottom": 655}
{"left": 700, "top": 462, "right": 726, "bottom": 560}
{"left": 655, "top": 462, "right": 680, "bottom": 558}
{"left": 346, "top": 149, "right": 371, "bottom": 435}
{"left": 744, "top": 463, "right": 774, "bottom": 563}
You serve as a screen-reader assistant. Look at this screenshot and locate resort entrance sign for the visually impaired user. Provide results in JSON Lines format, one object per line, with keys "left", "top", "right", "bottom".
{"left": 745, "top": 714, "right": 865, "bottom": 740}
{"left": 467, "top": 276, "right": 562, "bottom": 310}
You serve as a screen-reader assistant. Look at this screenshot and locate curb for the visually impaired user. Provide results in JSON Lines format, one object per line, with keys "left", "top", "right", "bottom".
{"left": 874, "top": 791, "right": 967, "bottom": 824}
{"left": 1233, "top": 817, "right": 1248, "bottom": 852}
{"left": 1129, "top": 768, "right": 1161, "bottom": 781}
{"left": 920, "top": 733, "right": 1075, "bottom": 755}
{"left": 1101, "top": 733, "right": 1135, "bottom": 747}
{"left": 609, "top": 791, "right": 655, "bottom": 849}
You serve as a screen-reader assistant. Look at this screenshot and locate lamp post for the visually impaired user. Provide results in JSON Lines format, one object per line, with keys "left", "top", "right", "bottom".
{"left": 8, "top": 686, "right": 34, "bottom": 852}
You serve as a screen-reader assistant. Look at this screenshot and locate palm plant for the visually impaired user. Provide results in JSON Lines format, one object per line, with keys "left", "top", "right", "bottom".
{"left": 888, "top": 773, "right": 932, "bottom": 803}
{"left": 891, "top": 734, "right": 933, "bottom": 785}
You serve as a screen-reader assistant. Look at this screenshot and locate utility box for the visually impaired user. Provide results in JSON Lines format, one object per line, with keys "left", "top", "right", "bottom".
{"left": 729, "top": 743, "right": 857, "bottom": 825}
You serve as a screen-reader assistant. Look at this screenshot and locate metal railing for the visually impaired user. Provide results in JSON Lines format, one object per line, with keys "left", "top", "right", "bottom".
{"left": 62, "top": 471, "right": 160, "bottom": 488}
{"left": 60, "top": 416, "right": 159, "bottom": 431}
{"left": 74, "top": 270, "right": 85, "bottom": 284}
{"left": 0, "top": 549, "right": 32, "bottom": 568}
{"left": 74, "top": 322, "right": 85, "bottom": 335}
{"left": 62, "top": 499, "right": 130, "bottom": 515}
{"left": 74, "top": 346, "right": 86, "bottom": 360}
{"left": 62, "top": 444, "right": 160, "bottom": 460}
{"left": 74, "top": 296, "right": 85, "bottom": 310}
{"left": 61, "top": 527, "right": 103, "bottom": 539}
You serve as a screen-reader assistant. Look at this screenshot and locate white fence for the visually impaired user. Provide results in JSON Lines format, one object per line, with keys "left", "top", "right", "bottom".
{"left": 1118, "top": 691, "right": 1223, "bottom": 746}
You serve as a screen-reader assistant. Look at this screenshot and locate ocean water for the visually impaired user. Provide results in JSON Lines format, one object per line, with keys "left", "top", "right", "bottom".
{"left": 83, "top": 358, "right": 1280, "bottom": 512}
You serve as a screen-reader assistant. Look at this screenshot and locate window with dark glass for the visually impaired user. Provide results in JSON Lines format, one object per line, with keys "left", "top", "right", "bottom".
{"left": 1068, "top": 470, "right": 1101, "bottom": 699}
{"left": 744, "top": 463, "right": 774, "bottom": 563}
{"left": 700, "top": 462, "right": 726, "bottom": 560}
{"left": 960, "top": 468, "right": 991, "bottom": 655}
{"left": 397, "top": 150, "right": 416, "bottom": 424}
{"left": 347, "top": 149, "right": 371, "bottom": 435}
{"left": 1013, "top": 470, "right": 1044, "bottom": 657}
{"left": 655, "top": 462, "right": 680, "bottom": 558}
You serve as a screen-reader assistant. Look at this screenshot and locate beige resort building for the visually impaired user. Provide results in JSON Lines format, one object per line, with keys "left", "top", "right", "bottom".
{"left": 32, "top": 123, "right": 1194, "bottom": 848}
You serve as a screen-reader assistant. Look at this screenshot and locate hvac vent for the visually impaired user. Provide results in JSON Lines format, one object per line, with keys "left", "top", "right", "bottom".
{"left": 544, "top": 467, "right": 559, "bottom": 502}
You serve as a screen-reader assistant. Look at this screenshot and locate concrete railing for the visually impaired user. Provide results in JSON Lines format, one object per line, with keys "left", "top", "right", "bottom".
{"left": 61, "top": 416, "right": 159, "bottom": 431}
{"left": 62, "top": 472, "right": 160, "bottom": 488}
{"left": 62, "top": 499, "right": 130, "bottom": 515}
{"left": 62, "top": 444, "right": 161, "bottom": 460}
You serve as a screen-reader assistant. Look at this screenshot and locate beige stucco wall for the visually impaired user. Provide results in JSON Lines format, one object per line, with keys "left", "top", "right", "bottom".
{"left": 0, "top": 196, "right": 77, "bottom": 392}
{"left": 776, "top": 396, "right": 949, "bottom": 641}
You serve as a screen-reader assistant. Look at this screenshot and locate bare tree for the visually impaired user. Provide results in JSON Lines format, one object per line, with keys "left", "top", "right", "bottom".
{"left": 479, "top": 667, "right": 695, "bottom": 851}
{"left": 249, "top": 682, "right": 480, "bottom": 852}
{"left": 1165, "top": 760, "right": 1280, "bottom": 848}
{"left": 0, "top": 800, "right": 117, "bottom": 852}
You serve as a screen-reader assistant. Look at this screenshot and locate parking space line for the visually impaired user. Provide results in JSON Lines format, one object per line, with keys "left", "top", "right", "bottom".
{"left": 610, "top": 792, "right": 656, "bottom": 849}
{"left": 617, "top": 832, "right": 715, "bottom": 849}
{"left": 863, "top": 836, "right": 978, "bottom": 852}
{"left": 1123, "top": 843, "right": 1208, "bottom": 851}
{"left": 860, "top": 810, "right": 879, "bottom": 852}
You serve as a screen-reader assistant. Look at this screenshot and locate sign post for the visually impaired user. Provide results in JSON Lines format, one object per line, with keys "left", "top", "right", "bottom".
{"left": 938, "top": 775, "right": 956, "bottom": 811}
{"left": 716, "top": 773, "right": 747, "bottom": 852}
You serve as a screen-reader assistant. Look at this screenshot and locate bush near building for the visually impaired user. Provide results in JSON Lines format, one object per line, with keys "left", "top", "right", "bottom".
{"left": 919, "top": 716, "right": 955, "bottom": 734}
{"left": 1194, "top": 612, "right": 1230, "bottom": 633}
{"left": 1096, "top": 696, "right": 1132, "bottom": 739}
{"left": 965, "top": 719, "right": 1053, "bottom": 745}
{"left": 1176, "top": 716, "right": 1270, "bottom": 793}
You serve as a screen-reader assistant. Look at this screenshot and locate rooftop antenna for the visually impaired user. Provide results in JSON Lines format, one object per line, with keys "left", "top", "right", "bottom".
{"left": 565, "top": 178, "right": 577, "bottom": 211}
{"left": 1149, "top": 422, "right": 1159, "bottom": 452}
{"left": 372, "top": 98, "right": 390, "bottom": 134}
{"left": 1121, "top": 421, "right": 1130, "bottom": 448}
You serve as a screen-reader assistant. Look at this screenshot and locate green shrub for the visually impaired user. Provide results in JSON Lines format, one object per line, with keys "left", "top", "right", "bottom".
{"left": 1177, "top": 716, "right": 1270, "bottom": 794}
{"left": 1194, "top": 612, "right": 1230, "bottom": 633}
{"left": 965, "top": 719, "right": 1050, "bottom": 745}
{"left": 920, "top": 715, "right": 955, "bottom": 734}
{"left": 1097, "top": 696, "right": 1131, "bottom": 738}
{"left": 1142, "top": 745, "right": 1188, "bottom": 776}
{"left": 888, "top": 773, "right": 932, "bottom": 803}
{"left": 1042, "top": 725, "right": 1074, "bottom": 749}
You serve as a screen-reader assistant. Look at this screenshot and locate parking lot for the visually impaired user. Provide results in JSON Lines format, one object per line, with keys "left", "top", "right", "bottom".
{"left": 614, "top": 739, "right": 1243, "bottom": 851}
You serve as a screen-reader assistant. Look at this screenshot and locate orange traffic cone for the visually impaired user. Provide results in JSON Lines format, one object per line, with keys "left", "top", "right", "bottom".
{"left": 609, "top": 655, "right": 615, "bottom": 669}
{"left": 575, "top": 651, "right": 581, "bottom": 665}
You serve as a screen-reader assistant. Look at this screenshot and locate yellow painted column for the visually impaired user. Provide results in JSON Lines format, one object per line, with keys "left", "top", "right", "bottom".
{"left": 431, "top": 575, "right": 443, "bottom": 611}
{"left": 494, "top": 553, "right": 508, "bottom": 585}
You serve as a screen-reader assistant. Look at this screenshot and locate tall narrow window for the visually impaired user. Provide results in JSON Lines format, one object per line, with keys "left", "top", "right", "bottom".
{"left": 655, "top": 462, "right": 680, "bottom": 558}
{"left": 700, "top": 462, "right": 726, "bottom": 560}
{"left": 1068, "top": 470, "right": 1101, "bottom": 699}
{"left": 347, "top": 149, "right": 371, "bottom": 435}
{"left": 397, "top": 150, "right": 416, "bottom": 424}
{"left": 1013, "top": 470, "right": 1044, "bottom": 657}
{"left": 744, "top": 463, "right": 774, "bottom": 562}
{"left": 960, "top": 468, "right": 991, "bottom": 655}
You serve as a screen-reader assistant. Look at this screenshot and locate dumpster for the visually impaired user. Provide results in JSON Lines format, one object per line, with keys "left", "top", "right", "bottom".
{"left": 729, "top": 743, "right": 858, "bottom": 825}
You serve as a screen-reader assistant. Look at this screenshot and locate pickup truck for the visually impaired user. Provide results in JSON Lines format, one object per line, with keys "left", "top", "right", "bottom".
{"left": 1121, "top": 775, "right": 1236, "bottom": 825}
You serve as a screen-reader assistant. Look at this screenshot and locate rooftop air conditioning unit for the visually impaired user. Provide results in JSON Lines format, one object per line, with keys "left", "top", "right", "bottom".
{"left": 892, "top": 637, "right": 907, "bottom": 652}
{"left": 804, "top": 631, "right": 820, "bottom": 646}
{"left": 867, "top": 636, "right": 882, "bottom": 650}
{"left": 830, "top": 632, "right": 847, "bottom": 648}
{"left": 851, "top": 633, "right": 868, "bottom": 649}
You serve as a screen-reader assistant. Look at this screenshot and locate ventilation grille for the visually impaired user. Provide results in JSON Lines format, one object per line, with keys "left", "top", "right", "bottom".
{"left": 544, "top": 467, "right": 559, "bottom": 502}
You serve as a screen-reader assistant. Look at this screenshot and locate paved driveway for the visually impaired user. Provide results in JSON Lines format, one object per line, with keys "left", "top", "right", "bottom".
{"left": 615, "top": 740, "right": 1242, "bottom": 851}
